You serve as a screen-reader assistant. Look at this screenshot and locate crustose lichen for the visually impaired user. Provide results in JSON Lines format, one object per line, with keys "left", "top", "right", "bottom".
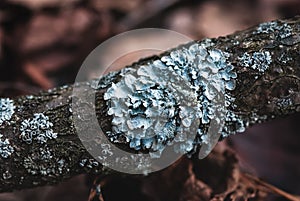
{"left": 0, "top": 98, "right": 15, "bottom": 126}
{"left": 238, "top": 51, "right": 272, "bottom": 73}
{"left": 255, "top": 21, "right": 292, "bottom": 39}
{"left": 23, "top": 146, "right": 69, "bottom": 176}
{"left": 0, "top": 134, "right": 14, "bottom": 159}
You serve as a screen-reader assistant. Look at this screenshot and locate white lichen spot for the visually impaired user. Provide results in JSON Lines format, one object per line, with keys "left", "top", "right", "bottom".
{"left": 0, "top": 134, "right": 14, "bottom": 158}
{"left": 104, "top": 39, "right": 239, "bottom": 157}
{"left": 249, "top": 112, "right": 267, "bottom": 124}
{"left": 256, "top": 21, "right": 292, "bottom": 39}
{"left": 57, "top": 159, "right": 68, "bottom": 174}
{"left": 256, "top": 22, "right": 279, "bottom": 34}
{"left": 2, "top": 170, "right": 12, "bottom": 180}
{"left": 238, "top": 51, "right": 272, "bottom": 73}
{"left": 0, "top": 98, "right": 15, "bottom": 125}
{"left": 20, "top": 113, "right": 57, "bottom": 144}
{"left": 79, "top": 158, "right": 99, "bottom": 168}
{"left": 276, "top": 98, "right": 293, "bottom": 108}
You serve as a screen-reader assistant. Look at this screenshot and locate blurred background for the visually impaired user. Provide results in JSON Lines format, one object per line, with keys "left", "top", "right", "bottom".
{"left": 0, "top": 0, "right": 300, "bottom": 200}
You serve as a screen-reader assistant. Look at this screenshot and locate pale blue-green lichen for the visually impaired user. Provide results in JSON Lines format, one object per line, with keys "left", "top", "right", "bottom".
{"left": 255, "top": 21, "right": 292, "bottom": 39}
{"left": 0, "top": 134, "right": 14, "bottom": 159}
{"left": 238, "top": 51, "right": 272, "bottom": 73}
{"left": 104, "top": 39, "right": 240, "bottom": 158}
{"left": 104, "top": 59, "right": 202, "bottom": 157}
{"left": 0, "top": 98, "right": 15, "bottom": 125}
{"left": 20, "top": 113, "right": 57, "bottom": 144}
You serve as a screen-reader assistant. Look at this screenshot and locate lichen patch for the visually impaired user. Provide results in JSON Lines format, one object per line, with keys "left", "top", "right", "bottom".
{"left": 238, "top": 51, "right": 272, "bottom": 73}
{"left": 20, "top": 113, "right": 57, "bottom": 144}
{"left": 104, "top": 39, "right": 240, "bottom": 158}
{"left": 0, "top": 134, "right": 14, "bottom": 159}
{"left": 23, "top": 146, "right": 69, "bottom": 176}
{"left": 0, "top": 98, "right": 15, "bottom": 125}
{"left": 255, "top": 21, "right": 292, "bottom": 39}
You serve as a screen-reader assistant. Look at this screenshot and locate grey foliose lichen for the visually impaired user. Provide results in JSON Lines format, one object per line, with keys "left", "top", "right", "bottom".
{"left": 255, "top": 21, "right": 292, "bottom": 39}
{"left": 0, "top": 134, "right": 14, "bottom": 159}
{"left": 20, "top": 113, "right": 57, "bottom": 144}
{"left": 104, "top": 39, "right": 239, "bottom": 157}
{"left": 238, "top": 51, "right": 272, "bottom": 73}
{"left": 0, "top": 98, "right": 15, "bottom": 125}
{"left": 104, "top": 60, "right": 201, "bottom": 157}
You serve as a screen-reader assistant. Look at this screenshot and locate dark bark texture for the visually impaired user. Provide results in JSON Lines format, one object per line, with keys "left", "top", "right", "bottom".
{"left": 0, "top": 16, "right": 300, "bottom": 193}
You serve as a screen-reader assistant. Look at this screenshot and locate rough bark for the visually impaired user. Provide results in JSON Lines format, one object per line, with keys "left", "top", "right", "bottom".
{"left": 0, "top": 16, "right": 300, "bottom": 192}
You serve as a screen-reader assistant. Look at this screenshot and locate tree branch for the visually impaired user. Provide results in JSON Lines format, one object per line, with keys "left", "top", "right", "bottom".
{"left": 0, "top": 16, "right": 299, "bottom": 192}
